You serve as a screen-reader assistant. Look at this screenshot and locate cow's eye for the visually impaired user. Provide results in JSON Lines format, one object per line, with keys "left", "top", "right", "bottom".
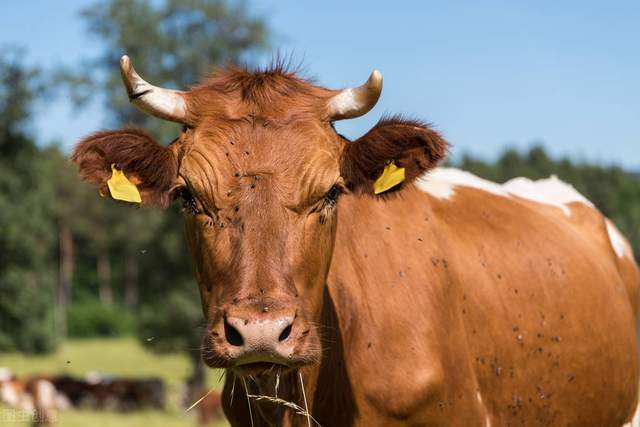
{"left": 180, "top": 188, "right": 200, "bottom": 215}
{"left": 324, "top": 184, "right": 341, "bottom": 205}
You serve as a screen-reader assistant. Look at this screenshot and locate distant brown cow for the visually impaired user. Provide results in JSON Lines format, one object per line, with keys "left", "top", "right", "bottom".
{"left": 72, "top": 55, "right": 639, "bottom": 426}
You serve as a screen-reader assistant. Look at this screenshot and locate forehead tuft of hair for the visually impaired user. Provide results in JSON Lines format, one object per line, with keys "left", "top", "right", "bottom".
{"left": 190, "top": 56, "right": 325, "bottom": 108}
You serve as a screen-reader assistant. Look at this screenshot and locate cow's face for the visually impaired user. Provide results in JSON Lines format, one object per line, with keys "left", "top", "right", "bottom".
{"left": 179, "top": 114, "right": 344, "bottom": 373}
{"left": 72, "top": 56, "right": 447, "bottom": 376}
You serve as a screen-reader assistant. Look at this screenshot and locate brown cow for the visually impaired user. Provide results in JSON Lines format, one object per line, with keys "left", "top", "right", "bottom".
{"left": 72, "top": 55, "right": 639, "bottom": 426}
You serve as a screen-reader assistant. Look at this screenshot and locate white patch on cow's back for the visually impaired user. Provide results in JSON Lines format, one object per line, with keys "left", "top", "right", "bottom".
{"left": 417, "top": 168, "right": 507, "bottom": 200}
{"left": 606, "top": 219, "right": 632, "bottom": 259}
{"left": 418, "top": 167, "right": 594, "bottom": 217}
{"left": 503, "top": 175, "right": 593, "bottom": 215}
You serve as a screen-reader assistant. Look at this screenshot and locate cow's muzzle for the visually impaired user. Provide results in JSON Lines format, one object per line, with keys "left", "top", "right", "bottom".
{"left": 224, "top": 315, "right": 294, "bottom": 364}
{"left": 203, "top": 305, "right": 316, "bottom": 374}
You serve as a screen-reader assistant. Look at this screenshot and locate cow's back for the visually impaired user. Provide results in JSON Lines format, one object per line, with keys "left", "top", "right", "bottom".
{"left": 326, "top": 168, "right": 639, "bottom": 426}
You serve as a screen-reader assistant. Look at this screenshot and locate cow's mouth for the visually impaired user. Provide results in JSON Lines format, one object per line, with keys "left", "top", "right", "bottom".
{"left": 233, "top": 361, "right": 291, "bottom": 376}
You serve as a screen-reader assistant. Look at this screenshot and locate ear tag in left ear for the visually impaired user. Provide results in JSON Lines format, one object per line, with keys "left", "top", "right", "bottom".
{"left": 107, "top": 164, "right": 142, "bottom": 203}
{"left": 373, "top": 161, "right": 405, "bottom": 195}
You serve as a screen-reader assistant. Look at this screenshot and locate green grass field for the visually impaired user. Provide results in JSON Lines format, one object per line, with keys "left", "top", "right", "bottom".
{"left": 0, "top": 338, "right": 229, "bottom": 426}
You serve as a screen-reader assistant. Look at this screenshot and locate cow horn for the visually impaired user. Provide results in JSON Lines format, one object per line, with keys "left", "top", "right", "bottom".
{"left": 119, "top": 55, "right": 188, "bottom": 124}
{"left": 327, "top": 70, "right": 383, "bottom": 120}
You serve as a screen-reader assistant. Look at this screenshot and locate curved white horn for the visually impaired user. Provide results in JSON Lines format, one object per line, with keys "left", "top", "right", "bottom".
{"left": 119, "top": 55, "right": 188, "bottom": 124}
{"left": 327, "top": 70, "right": 383, "bottom": 120}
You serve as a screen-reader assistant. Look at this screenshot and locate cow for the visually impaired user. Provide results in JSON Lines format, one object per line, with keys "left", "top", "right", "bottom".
{"left": 0, "top": 371, "right": 64, "bottom": 426}
{"left": 71, "top": 54, "right": 639, "bottom": 426}
{"left": 51, "top": 374, "right": 165, "bottom": 411}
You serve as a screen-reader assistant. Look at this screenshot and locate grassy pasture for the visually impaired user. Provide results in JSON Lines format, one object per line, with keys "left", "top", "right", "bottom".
{"left": 0, "top": 338, "right": 229, "bottom": 426}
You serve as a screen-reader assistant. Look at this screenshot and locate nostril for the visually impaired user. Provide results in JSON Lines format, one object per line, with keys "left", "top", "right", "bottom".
{"left": 278, "top": 323, "right": 293, "bottom": 342}
{"left": 224, "top": 317, "right": 244, "bottom": 347}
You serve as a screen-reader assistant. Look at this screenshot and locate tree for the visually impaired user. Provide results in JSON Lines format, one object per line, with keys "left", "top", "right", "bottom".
{"left": 0, "top": 49, "right": 58, "bottom": 353}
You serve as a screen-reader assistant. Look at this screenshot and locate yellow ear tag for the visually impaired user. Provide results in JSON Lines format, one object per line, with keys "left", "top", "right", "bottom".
{"left": 106, "top": 164, "right": 142, "bottom": 203}
{"left": 373, "top": 161, "right": 406, "bottom": 195}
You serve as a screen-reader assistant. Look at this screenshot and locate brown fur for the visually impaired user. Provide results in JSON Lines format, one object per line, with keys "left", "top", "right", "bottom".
{"left": 186, "top": 63, "right": 332, "bottom": 125}
{"left": 197, "top": 62, "right": 314, "bottom": 103}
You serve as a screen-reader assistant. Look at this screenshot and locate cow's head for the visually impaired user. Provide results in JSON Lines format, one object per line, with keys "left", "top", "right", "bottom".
{"left": 72, "top": 56, "right": 447, "bottom": 375}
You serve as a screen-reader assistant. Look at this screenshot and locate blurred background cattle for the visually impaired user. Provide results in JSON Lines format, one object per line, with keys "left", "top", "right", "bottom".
{"left": 0, "top": 0, "right": 638, "bottom": 425}
{"left": 1, "top": 366, "right": 222, "bottom": 425}
{"left": 51, "top": 373, "right": 164, "bottom": 411}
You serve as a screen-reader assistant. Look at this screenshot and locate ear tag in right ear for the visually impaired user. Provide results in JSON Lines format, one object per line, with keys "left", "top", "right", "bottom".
{"left": 107, "top": 164, "right": 142, "bottom": 203}
{"left": 373, "top": 161, "right": 405, "bottom": 194}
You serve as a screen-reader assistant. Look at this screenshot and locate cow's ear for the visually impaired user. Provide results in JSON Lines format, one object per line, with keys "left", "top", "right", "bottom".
{"left": 340, "top": 116, "right": 448, "bottom": 196}
{"left": 72, "top": 128, "right": 180, "bottom": 207}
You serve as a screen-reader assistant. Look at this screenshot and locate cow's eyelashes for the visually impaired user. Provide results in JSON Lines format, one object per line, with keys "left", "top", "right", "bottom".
{"left": 308, "top": 184, "right": 341, "bottom": 219}
{"left": 317, "top": 185, "right": 341, "bottom": 224}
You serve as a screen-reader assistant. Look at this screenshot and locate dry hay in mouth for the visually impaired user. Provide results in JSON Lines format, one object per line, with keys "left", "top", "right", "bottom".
{"left": 246, "top": 394, "right": 321, "bottom": 426}
{"left": 244, "top": 372, "right": 319, "bottom": 426}
{"left": 187, "top": 371, "right": 320, "bottom": 427}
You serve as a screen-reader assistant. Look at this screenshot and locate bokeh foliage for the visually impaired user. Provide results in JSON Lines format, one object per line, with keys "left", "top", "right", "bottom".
{"left": 0, "top": 49, "right": 58, "bottom": 353}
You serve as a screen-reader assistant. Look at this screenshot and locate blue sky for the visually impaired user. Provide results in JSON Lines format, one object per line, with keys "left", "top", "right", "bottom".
{"left": 2, "top": 0, "right": 639, "bottom": 169}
